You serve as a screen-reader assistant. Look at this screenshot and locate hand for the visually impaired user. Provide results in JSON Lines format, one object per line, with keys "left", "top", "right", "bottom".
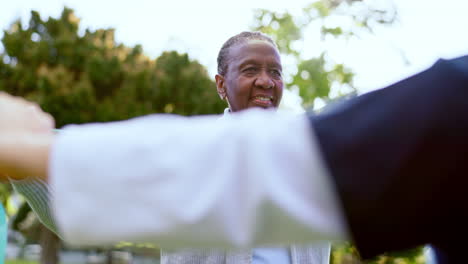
{"left": 0, "top": 92, "right": 54, "bottom": 134}
{"left": 0, "top": 92, "right": 55, "bottom": 180}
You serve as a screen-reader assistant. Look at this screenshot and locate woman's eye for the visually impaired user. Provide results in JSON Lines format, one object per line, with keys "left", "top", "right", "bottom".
{"left": 243, "top": 67, "right": 258, "bottom": 73}
{"left": 270, "top": 70, "right": 282, "bottom": 77}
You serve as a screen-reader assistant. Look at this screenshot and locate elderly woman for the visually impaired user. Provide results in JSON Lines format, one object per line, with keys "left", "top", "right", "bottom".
{"left": 160, "top": 31, "right": 330, "bottom": 264}
{"left": 12, "top": 31, "right": 330, "bottom": 264}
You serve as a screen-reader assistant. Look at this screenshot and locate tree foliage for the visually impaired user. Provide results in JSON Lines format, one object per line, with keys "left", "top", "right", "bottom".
{"left": 331, "top": 242, "right": 426, "bottom": 264}
{"left": 251, "top": 0, "right": 397, "bottom": 107}
{"left": 0, "top": 7, "right": 225, "bottom": 129}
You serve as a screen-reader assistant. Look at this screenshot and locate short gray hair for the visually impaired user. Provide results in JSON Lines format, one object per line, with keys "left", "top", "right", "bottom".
{"left": 216, "top": 31, "right": 277, "bottom": 75}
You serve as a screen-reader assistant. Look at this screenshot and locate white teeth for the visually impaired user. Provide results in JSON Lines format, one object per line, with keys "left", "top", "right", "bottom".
{"left": 256, "top": 96, "right": 272, "bottom": 101}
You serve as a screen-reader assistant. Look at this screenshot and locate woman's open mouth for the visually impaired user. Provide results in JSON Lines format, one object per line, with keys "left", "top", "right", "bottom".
{"left": 251, "top": 95, "right": 274, "bottom": 107}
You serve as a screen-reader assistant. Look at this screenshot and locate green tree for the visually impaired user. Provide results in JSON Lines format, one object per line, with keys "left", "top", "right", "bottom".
{"left": 0, "top": 8, "right": 224, "bottom": 127}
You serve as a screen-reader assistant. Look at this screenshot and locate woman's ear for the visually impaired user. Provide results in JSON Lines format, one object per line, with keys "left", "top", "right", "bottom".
{"left": 215, "top": 74, "right": 226, "bottom": 100}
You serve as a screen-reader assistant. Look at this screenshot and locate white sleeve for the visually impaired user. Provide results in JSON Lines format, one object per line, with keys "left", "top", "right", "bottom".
{"left": 50, "top": 109, "right": 349, "bottom": 247}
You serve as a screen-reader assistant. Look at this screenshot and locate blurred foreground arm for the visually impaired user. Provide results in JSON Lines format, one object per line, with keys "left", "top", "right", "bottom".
{"left": 310, "top": 55, "right": 468, "bottom": 262}
{"left": 50, "top": 110, "right": 348, "bottom": 247}
{"left": 0, "top": 92, "right": 347, "bottom": 248}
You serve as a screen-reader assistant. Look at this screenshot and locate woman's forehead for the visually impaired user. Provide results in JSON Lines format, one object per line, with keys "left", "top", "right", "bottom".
{"left": 228, "top": 40, "right": 281, "bottom": 66}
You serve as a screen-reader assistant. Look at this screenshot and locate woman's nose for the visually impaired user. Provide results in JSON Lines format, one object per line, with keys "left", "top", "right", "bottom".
{"left": 255, "top": 72, "right": 274, "bottom": 89}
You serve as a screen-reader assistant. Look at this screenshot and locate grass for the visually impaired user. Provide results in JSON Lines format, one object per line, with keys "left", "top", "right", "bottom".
{"left": 5, "top": 260, "right": 38, "bottom": 264}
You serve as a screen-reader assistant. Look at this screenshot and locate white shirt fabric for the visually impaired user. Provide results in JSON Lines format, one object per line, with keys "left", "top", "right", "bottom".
{"left": 221, "top": 108, "right": 329, "bottom": 264}
{"left": 252, "top": 247, "right": 291, "bottom": 264}
{"left": 50, "top": 108, "right": 349, "bottom": 248}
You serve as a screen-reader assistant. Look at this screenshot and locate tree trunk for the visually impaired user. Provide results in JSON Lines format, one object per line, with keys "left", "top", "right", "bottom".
{"left": 39, "top": 225, "right": 60, "bottom": 264}
{"left": 106, "top": 250, "right": 113, "bottom": 264}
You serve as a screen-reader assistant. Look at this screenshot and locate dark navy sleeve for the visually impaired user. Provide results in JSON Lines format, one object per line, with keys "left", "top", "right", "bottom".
{"left": 309, "top": 55, "right": 468, "bottom": 262}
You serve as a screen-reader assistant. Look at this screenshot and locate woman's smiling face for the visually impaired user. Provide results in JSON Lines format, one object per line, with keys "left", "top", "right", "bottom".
{"left": 216, "top": 40, "right": 283, "bottom": 112}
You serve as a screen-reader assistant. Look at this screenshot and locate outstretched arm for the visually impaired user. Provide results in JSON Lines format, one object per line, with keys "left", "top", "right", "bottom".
{"left": 0, "top": 93, "right": 347, "bottom": 248}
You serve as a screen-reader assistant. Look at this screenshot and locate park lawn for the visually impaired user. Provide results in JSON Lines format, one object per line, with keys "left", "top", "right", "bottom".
{"left": 5, "top": 260, "right": 38, "bottom": 264}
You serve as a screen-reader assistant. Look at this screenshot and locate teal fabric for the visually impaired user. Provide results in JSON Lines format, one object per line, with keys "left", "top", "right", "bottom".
{"left": 0, "top": 204, "right": 7, "bottom": 262}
